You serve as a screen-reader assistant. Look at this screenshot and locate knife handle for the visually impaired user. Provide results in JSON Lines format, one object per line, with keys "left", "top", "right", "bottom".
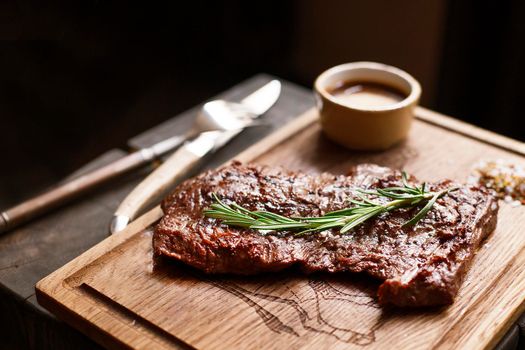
{"left": 110, "top": 146, "right": 201, "bottom": 234}
{"left": 0, "top": 151, "right": 152, "bottom": 235}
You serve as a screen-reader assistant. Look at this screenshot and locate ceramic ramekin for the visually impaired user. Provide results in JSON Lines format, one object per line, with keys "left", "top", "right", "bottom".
{"left": 314, "top": 62, "right": 421, "bottom": 150}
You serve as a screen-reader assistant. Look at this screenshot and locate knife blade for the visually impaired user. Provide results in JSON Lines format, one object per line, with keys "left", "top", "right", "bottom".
{"left": 209, "top": 79, "right": 281, "bottom": 152}
{"left": 110, "top": 80, "right": 281, "bottom": 233}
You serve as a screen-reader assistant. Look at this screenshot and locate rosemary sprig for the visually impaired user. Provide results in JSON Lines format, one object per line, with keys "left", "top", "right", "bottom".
{"left": 203, "top": 172, "right": 458, "bottom": 236}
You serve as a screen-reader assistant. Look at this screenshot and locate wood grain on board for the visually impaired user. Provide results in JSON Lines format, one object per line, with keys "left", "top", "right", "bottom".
{"left": 0, "top": 74, "right": 313, "bottom": 350}
{"left": 36, "top": 107, "right": 525, "bottom": 350}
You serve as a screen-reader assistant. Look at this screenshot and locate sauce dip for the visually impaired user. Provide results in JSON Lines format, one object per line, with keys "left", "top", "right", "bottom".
{"left": 328, "top": 81, "right": 407, "bottom": 108}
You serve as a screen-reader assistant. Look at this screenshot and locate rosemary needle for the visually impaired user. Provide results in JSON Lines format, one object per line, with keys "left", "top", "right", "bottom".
{"left": 203, "top": 172, "right": 458, "bottom": 236}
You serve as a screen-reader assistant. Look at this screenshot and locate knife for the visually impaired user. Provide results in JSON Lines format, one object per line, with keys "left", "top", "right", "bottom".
{"left": 109, "top": 80, "right": 282, "bottom": 233}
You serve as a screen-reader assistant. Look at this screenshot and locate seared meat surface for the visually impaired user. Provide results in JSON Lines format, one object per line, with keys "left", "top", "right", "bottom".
{"left": 154, "top": 162, "right": 498, "bottom": 307}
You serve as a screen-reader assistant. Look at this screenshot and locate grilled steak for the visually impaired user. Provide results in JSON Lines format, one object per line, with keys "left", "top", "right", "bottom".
{"left": 154, "top": 162, "right": 498, "bottom": 307}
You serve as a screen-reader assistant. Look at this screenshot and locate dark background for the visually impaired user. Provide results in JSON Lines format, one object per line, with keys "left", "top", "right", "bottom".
{"left": 1, "top": 0, "right": 524, "bottom": 208}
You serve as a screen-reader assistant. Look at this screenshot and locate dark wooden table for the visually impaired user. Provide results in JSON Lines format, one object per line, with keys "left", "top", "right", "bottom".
{"left": 0, "top": 75, "right": 523, "bottom": 350}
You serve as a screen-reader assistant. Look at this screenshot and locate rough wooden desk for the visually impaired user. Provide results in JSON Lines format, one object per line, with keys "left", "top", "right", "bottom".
{"left": 0, "top": 74, "right": 523, "bottom": 350}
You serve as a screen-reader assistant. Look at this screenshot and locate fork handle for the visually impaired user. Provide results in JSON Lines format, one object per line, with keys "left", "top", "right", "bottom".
{"left": 110, "top": 146, "right": 201, "bottom": 233}
{"left": 0, "top": 133, "right": 188, "bottom": 235}
{"left": 0, "top": 150, "right": 151, "bottom": 235}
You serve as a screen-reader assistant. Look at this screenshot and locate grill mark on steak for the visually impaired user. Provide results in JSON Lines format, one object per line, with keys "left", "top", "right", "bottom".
{"left": 153, "top": 162, "right": 498, "bottom": 307}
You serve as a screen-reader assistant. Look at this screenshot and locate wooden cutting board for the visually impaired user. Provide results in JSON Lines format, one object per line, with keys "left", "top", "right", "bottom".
{"left": 36, "top": 107, "right": 525, "bottom": 350}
